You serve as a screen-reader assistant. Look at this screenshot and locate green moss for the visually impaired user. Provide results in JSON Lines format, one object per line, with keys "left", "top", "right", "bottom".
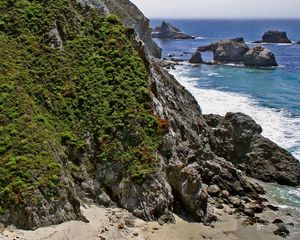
{"left": 0, "top": 0, "right": 164, "bottom": 214}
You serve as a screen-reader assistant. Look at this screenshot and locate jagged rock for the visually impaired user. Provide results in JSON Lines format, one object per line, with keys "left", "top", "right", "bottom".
{"left": 189, "top": 52, "right": 203, "bottom": 64}
{"left": 211, "top": 39, "right": 249, "bottom": 62}
{"left": 208, "top": 185, "right": 221, "bottom": 197}
{"left": 244, "top": 46, "right": 278, "bottom": 67}
{"left": 204, "top": 112, "right": 300, "bottom": 186}
{"left": 254, "top": 31, "right": 292, "bottom": 43}
{"left": 152, "top": 21, "right": 195, "bottom": 39}
{"left": 76, "top": 0, "right": 161, "bottom": 58}
{"left": 2, "top": 0, "right": 300, "bottom": 231}
{"left": 167, "top": 162, "right": 207, "bottom": 222}
{"left": 296, "top": 41, "right": 300, "bottom": 44}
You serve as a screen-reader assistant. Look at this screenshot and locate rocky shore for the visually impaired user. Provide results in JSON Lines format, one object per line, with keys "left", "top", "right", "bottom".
{"left": 1, "top": 203, "right": 298, "bottom": 240}
{"left": 1, "top": 0, "right": 300, "bottom": 239}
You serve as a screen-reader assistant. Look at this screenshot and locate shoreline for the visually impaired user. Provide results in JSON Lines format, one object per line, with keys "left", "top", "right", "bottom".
{"left": 168, "top": 63, "right": 300, "bottom": 161}
{"left": 1, "top": 204, "right": 295, "bottom": 240}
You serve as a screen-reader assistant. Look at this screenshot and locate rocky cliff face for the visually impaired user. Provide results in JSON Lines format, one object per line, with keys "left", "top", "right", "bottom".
{"left": 76, "top": 0, "right": 161, "bottom": 58}
{"left": 0, "top": 0, "right": 299, "bottom": 230}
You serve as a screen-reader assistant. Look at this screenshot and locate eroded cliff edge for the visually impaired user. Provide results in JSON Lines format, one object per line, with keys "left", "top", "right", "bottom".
{"left": 0, "top": 0, "right": 299, "bottom": 230}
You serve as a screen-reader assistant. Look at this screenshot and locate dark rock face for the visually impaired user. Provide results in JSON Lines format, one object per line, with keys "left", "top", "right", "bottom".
{"left": 211, "top": 39, "right": 249, "bottom": 62}
{"left": 189, "top": 52, "right": 203, "bottom": 64}
{"left": 261, "top": 31, "right": 292, "bottom": 43}
{"left": 149, "top": 59, "right": 267, "bottom": 223}
{"left": 2, "top": 0, "right": 300, "bottom": 231}
{"left": 204, "top": 112, "right": 300, "bottom": 186}
{"left": 296, "top": 41, "right": 300, "bottom": 44}
{"left": 244, "top": 46, "right": 278, "bottom": 67}
{"left": 152, "top": 21, "right": 195, "bottom": 39}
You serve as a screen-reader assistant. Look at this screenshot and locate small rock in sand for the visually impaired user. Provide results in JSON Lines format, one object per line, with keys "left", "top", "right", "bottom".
{"left": 274, "top": 226, "right": 290, "bottom": 237}
{"left": 118, "top": 223, "right": 125, "bottom": 229}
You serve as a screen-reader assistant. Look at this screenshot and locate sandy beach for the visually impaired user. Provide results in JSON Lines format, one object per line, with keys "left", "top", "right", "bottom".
{"left": 0, "top": 204, "right": 289, "bottom": 240}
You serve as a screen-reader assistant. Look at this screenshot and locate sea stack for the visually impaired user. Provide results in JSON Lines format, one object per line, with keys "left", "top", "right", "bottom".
{"left": 189, "top": 52, "right": 203, "bottom": 64}
{"left": 254, "top": 31, "right": 292, "bottom": 43}
{"left": 211, "top": 38, "right": 249, "bottom": 62}
{"left": 244, "top": 46, "right": 278, "bottom": 67}
{"left": 191, "top": 38, "right": 278, "bottom": 67}
{"left": 152, "top": 21, "right": 195, "bottom": 39}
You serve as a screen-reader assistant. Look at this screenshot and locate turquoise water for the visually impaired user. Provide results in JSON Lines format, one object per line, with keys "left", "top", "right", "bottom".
{"left": 151, "top": 19, "right": 300, "bottom": 208}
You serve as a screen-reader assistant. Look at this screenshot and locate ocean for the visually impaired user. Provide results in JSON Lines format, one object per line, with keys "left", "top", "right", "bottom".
{"left": 150, "top": 19, "right": 300, "bottom": 225}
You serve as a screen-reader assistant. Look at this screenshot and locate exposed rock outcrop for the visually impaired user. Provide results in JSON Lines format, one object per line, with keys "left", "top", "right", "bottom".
{"left": 45, "top": 21, "right": 64, "bottom": 50}
{"left": 211, "top": 39, "right": 249, "bottom": 63}
{"left": 1, "top": 0, "right": 300, "bottom": 232}
{"left": 254, "top": 31, "right": 292, "bottom": 43}
{"left": 152, "top": 21, "right": 195, "bottom": 39}
{"left": 204, "top": 112, "right": 300, "bottom": 186}
{"left": 77, "top": 0, "right": 161, "bottom": 58}
{"left": 244, "top": 46, "right": 278, "bottom": 67}
{"left": 192, "top": 38, "right": 278, "bottom": 67}
{"left": 189, "top": 52, "right": 203, "bottom": 64}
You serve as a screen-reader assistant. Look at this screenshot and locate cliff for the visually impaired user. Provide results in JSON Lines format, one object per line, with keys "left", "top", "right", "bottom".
{"left": 0, "top": 0, "right": 299, "bottom": 230}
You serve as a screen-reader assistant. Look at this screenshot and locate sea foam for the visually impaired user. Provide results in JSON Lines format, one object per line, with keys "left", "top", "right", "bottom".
{"left": 170, "top": 66, "right": 300, "bottom": 161}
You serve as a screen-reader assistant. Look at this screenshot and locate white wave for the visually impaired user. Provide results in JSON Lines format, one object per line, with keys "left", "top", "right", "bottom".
{"left": 207, "top": 72, "right": 222, "bottom": 77}
{"left": 195, "top": 36, "right": 207, "bottom": 40}
{"left": 254, "top": 42, "right": 293, "bottom": 46}
{"left": 170, "top": 67, "right": 300, "bottom": 161}
{"left": 289, "top": 189, "right": 300, "bottom": 198}
{"left": 278, "top": 43, "right": 293, "bottom": 46}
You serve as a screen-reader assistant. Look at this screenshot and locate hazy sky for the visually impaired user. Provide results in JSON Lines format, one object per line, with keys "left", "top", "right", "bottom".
{"left": 130, "top": 0, "right": 300, "bottom": 19}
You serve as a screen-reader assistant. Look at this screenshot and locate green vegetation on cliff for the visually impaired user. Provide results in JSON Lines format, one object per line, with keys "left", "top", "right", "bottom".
{"left": 0, "top": 0, "right": 164, "bottom": 215}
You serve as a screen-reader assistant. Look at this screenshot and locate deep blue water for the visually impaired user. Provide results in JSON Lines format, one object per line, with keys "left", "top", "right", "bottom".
{"left": 151, "top": 19, "right": 300, "bottom": 208}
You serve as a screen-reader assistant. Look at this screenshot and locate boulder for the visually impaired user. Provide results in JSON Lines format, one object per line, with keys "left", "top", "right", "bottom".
{"left": 296, "top": 41, "right": 300, "bottom": 44}
{"left": 208, "top": 184, "right": 221, "bottom": 196}
{"left": 152, "top": 21, "right": 195, "bottom": 39}
{"left": 274, "top": 226, "right": 290, "bottom": 237}
{"left": 254, "top": 31, "right": 292, "bottom": 43}
{"left": 189, "top": 52, "right": 203, "bottom": 64}
{"left": 211, "top": 39, "right": 249, "bottom": 62}
{"left": 244, "top": 46, "right": 278, "bottom": 67}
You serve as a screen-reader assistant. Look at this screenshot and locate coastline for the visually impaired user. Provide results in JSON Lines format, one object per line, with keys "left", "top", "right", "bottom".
{"left": 169, "top": 63, "right": 300, "bottom": 161}
{"left": 0, "top": 204, "right": 288, "bottom": 240}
